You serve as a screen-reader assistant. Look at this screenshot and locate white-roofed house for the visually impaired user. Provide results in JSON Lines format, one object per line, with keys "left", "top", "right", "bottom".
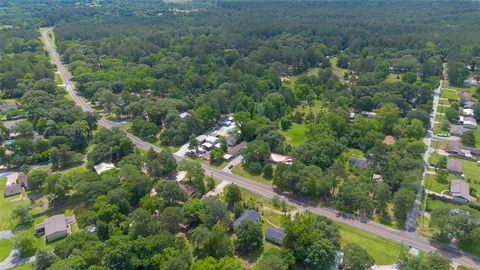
{"left": 94, "top": 162, "right": 116, "bottom": 175}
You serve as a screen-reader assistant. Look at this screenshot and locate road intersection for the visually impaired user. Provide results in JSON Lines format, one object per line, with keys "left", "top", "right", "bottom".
{"left": 40, "top": 28, "right": 480, "bottom": 269}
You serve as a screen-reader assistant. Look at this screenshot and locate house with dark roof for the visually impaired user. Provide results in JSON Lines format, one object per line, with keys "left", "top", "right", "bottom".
{"left": 179, "top": 184, "right": 198, "bottom": 198}
{"left": 233, "top": 209, "right": 261, "bottom": 230}
{"left": 348, "top": 157, "right": 369, "bottom": 169}
{"left": 450, "top": 180, "right": 477, "bottom": 204}
{"left": 265, "top": 227, "right": 285, "bottom": 245}
{"left": 34, "top": 214, "right": 75, "bottom": 242}
{"left": 447, "top": 159, "right": 463, "bottom": 175}
{"left": 228, "top": 141, "right": 247, "bottom": 157}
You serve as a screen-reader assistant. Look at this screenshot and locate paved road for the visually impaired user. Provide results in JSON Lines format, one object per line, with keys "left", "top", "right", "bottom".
{"left": 40, "top": 28, "right": 480, "bottom": 269}
{"left": 0, "top": 230, "right": 36, "bottom": 269}
{"left": 405, "top": 64, "right": 444, "bottom": 233}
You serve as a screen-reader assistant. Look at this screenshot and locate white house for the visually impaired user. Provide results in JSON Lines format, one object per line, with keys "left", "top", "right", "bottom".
{"left": 463, "top": 108, "right": 474, "bottom": 117}
{"left": 463, "top": 117, "right": 477, "bottom": 129}
{"left": 179, "top": 112, "right": 190, "bottom": 119}
{"left": 94, "top": 162, "right": 115, "bottom": 175}
{"left": 205, "top": 135, "right": 219, "bottom": 145}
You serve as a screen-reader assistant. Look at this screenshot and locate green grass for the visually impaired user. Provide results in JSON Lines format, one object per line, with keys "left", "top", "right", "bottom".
{"left": 338, "top": 223, "right": 406, "bottom": 265}
{"left": 428, "top": 153, "right": 444, "bottom": 165}
{"left": 330, "top": 57, "right": 349, "bottom": 81}
{"left": 457, "top": 265, "right": 474, "bottom": 270}
{"left": 458, "top": 240, "right": 480, "bottom": 258}
{"left": 6, "top": 262, "right": 33, "bottom": 270}
{"left": 458, "top": 159, "right": 480, "bottom": 193}
{"left": 0, "top": 238, "right": 12, "bottom": 262}
{"left": 345, "top": 148, "right": 365, "bottom": 159}
{"left": 0, "top": 179, "right": 30, "bottom": 230}
{"left": 0, "top": 99, "right": 17, "bottom": 105}
{"left": 54, "top": 72, "right": 62, "bottom": 85}
{"left": 443, "top": 80, "right": 476, "bottom": 93}
{"left": 424, "top": 173, "right": 450, "bottom": 193}
{"left": 279, "top": 123, "right": 308, "bottom": 146}
{"left": 473, "top": 128, "right": 480, "bottom": 147}
{"left": 438, "top": 98, "right": 450, "bottom": 105}
{"left": 231, "top": 165, "right": 272, "bottom": 186}
{"left": 385, "top": 73, "right": 402, "bottom": 83}
{"left": 440, "top": 89, "right": 459, "bottom": 100}
{"left": 431, "top": 139, "right": 449, "bottom": 150}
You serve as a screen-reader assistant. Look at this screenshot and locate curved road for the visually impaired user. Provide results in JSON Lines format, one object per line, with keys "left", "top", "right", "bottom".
{"left": 40, "top": 28, "right": 480, "bottom": 269}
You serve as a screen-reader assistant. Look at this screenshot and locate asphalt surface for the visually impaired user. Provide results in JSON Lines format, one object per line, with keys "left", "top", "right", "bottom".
{"left": 405, "top": 65, "right": 444, "bottom": 232}
{"left": 40, "top": 28, "right": 480, "bottom": 269}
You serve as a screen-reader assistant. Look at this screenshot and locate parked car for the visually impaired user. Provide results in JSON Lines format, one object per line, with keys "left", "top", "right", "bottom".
{"left": 228, "top": 164, "right": 233, "bottom": 169}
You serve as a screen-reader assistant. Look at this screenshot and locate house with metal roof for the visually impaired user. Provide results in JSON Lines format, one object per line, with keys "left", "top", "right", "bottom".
{"left": 34, "top": 214, "right": 75, "bottom": 242}
{"left": 450, "top": 180, "right": 477, "bottom": 204}
{"left": 348, "top": 157, "right": 369, "bottom": 169}
{"left": 233, "top": 209, "right": 261, "bottom": 230}
{"left": 265, "top": 227, "right": 285, "bottom": 245}
{"left": 4, "top": 184, "right": 22, "bottom": 197}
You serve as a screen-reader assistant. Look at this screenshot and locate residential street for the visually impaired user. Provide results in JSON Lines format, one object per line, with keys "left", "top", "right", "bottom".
{"left": 0, "top": 230, "right": 36, "bottom": 269}
{"left": 405, "top": 63, "right": 445, "bottom": 232}
{"left": 40, "top": 29, "right": 480, "bottom": 269}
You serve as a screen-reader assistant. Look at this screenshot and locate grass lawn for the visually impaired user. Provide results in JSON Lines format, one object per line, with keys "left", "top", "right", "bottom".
{"left": 428, "top": 153, "right": 444, "bottom": 165}
{"left": 457, "top": 265, "right": 474, "bottom": 270}
{"left": 0, "top": 179, "right": 30, "bottom": 230}
{"left": 345, "top": 148, "right": 365, "bottom": 159}
{"left": 54, "top": 72, "right": 62, "bottom": 85}
{"left": 440, "top": 89, "right": 459, "bottom": 100}
{"left": 443, "top": 81, "right": 476, "bottom": 93}
{"left": 338, "top": 223, "right": 406, "bottom": 265}
{"left": 458, "top": 159, "right": 480, "bottom": 192}
{"left": 424, "top": 173, "right": 450, "bottom": 193}
{"left": 458, "top": 240, "right": 480, "bottom": 258}
{"left": 6, "top": 262, "right": 33, "bottom": 270}
{"left": 385, "top": 73, "right": 402, "bottom": 83}
{"left": 473, "top": 128, "right": 480, "bottom": 147}
{"left": 0, "top": 238, "right": 12, "bottom": 262}
{"left": 438, "top": 98, "right": 450, "bottom": 105}
{"left": 231, "top": 165, "right": 272, "bottom": 186}
{"left": 279, "top": 123, "right": 308, "bottom": 146}
{"left": 431, "top": 139, "right": 449, "bottom": 150}
{"left": 295, "top": 100, "right": 327, "bottom": 115}
{"left": 0, "top": 99, "right": 17, "bottom": 105}
{"left": 330, "top": 57, "right": 349, "bottom": 81}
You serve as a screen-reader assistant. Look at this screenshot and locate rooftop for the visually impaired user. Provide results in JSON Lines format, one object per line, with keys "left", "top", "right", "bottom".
{"left": 94, "top": 162, "right": 115, "bottom": 175}
{"left": 348, "top": 157, "right": 369, "bottom": 169}
{"left": 233, "top": 209, "right": 261, "bottom": 229}
{"left": 450, "top": 180, "right": 477, "bottom": 203}
{"left": 35, "top": 214, "right": 68, "bottom": 237}
{"left": 228, "top": 141, "right": 247, "bottom": 156}
{"left": 266, "top": 227, "right": 285, "bottom": 242}
{"left": 447, "top": 159, "right": 463, "bottom": 174}
{"left": 383, "top": 135, "right": 396, "bottom": 145}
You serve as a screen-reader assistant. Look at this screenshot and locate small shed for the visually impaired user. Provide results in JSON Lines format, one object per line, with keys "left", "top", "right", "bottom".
{"left": 233, "top": 209, "right": 261, "bottom": 230}
{"left": 265, "top": 227, "right": 285, "bottom": 245}
{"left": 195, "top": 135, "right": 207, "bottom": 144}
{"left": 449, "top": 125, "right": 467, "bottom": 137}
{"left": 463, "top": 117, "right": 477, "bottom": 129}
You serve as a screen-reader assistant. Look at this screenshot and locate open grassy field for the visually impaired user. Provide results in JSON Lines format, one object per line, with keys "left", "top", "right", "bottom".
{"left": 473, "top": 128, "right": 480, "bottom": 147}
{"left": 330, "top": 57, "right": 349, "bottom": 81}
{"left": 279, "top": 123, "right": 308, "bottom": 146}
{"left": 338, "top": 223, "right": 406, "bottom": 265}
{"left": 458, "top": 159, "right": 480, "bottom": 192}
{"left": 440, "top": 89, "right": 459, "bottom": 100}
{"left": 385, "top": 73, "right": 402, "bottom": 83}
{"left": 232, "top": 165, "right": 273, "bottom": 186}
{"left": 0, "top": 179, "right": 30, "bottom": 230}
{"left": 0, "top": 238, "right": 12, "bottom": 262}
{"left": 424, "top": 173, "right": 450, "bottom": 193}
{"left": 443, "top": 81, "right": 476, "bottom": 94}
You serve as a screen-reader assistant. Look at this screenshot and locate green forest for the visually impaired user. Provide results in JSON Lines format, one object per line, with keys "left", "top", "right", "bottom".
{"left": 0, "top": 0, "right": 480, "bottom": 270}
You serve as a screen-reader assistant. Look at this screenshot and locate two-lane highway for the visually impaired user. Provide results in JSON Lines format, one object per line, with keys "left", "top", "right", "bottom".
{"left": 40, "top": 28, "right": 480, "bottom": 269}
